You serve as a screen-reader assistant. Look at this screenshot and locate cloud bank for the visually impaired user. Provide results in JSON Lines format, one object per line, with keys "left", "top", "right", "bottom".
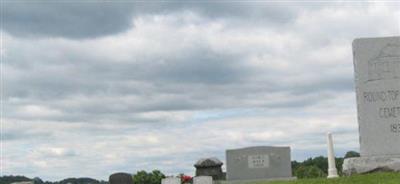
{"left": 2, "top": 1, "right": 400, "bottom": 181}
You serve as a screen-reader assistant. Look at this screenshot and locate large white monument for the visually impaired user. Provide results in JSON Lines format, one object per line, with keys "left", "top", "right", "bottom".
{"left": 343, "top": 36, "right": 400, "bottom": 175}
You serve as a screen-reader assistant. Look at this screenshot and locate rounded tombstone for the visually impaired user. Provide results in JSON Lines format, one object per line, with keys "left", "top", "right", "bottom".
{"left": 109, "top": 172, "right": 133, "bottom": 184}
{"left": 194, "top": 157, "right": 225, "bottom": 180}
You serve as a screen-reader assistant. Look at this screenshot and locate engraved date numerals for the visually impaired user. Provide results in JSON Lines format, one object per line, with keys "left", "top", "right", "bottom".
{"left": 390, "top": 123, "right": 400, "bottom": 133}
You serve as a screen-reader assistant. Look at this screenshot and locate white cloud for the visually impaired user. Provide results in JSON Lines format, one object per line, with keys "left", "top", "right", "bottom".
{"left": 17, "top": 105, "right": 63, "bottom": 118}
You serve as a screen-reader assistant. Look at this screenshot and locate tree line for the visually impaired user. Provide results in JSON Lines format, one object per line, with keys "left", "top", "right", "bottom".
{"left": 292, "top": 151, "right": 360, "bottom": 178}
{"left": 0, "top": 151, "right": 360, "bottom": 184}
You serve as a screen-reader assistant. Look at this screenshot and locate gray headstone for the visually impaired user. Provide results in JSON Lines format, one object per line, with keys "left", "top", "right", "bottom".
{"left": 352, "top": 36, "right": 400, "bottom": 156}
{"left": 193, "top": 176, "right": 213, "bottom": 184}
{"left": 226, "top": 146, "right": 293, "bottom": 181}
{"left": 109, "top": 172, "right": 133, "bottom": 184}
{"left": 161, "top": 177, "right": 180, "bottom": 184}
{"left": 343, "top": 36, "right": 400, "bottom": 175}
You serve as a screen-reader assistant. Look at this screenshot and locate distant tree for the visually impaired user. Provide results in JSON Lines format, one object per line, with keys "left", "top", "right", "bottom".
{"left": 291, "top": 161, "right": 301, "bottom": 175}
{"left": 33, "top": 177, "right": 44, "bottom": 184}
{"left": 132, "top": 170, "right": 165, "bottom": 184}
{"left": 302, "top": 156, "right": 328, "bottom": 173}
{"left": 0, "top": 176, "right": 107, "bottom": 184}
{"left": 133, "top": 171, "right": 147, "bottom": 184}
{"left": 59, "top": 177, "right": 101, "bottom": 184}
{"left": 335, "top": 157, "right": 344, "bottom": 176}
{"left": 344, "top": 151, "right": 360, "bottom": 158}
{"left": 294, "top": 165, "right": 326, "bottom": 178}
{"left": 149, "top": 170, "right": 165, "bottom": 184}
{"left": 292, "top": 155, "right": 347, "bottom": 178}
{"left": 0, "top": 175, "right": 32, "bottom": 184}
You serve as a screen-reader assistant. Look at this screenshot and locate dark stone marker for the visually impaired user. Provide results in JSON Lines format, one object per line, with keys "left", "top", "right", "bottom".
{"left": 109, "top": 172, "right": 133, "bottom": 184}
{"left": 194, "top": 157, "right": 225, "bottom": 180}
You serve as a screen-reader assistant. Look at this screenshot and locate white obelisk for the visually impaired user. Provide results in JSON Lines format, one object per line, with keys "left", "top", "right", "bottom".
{"left": 327, "top": 132, "right": 339, "bottom": 178}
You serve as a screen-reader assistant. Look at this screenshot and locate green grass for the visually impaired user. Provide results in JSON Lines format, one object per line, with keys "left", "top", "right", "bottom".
{"left": 251, "top": 172, "right": 400, "bottom": 184}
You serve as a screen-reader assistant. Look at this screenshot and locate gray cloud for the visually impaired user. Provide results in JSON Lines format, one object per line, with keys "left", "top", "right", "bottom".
{"left": 3, "top": 130, "right": 53, "bottom": 141}
{"left": 2, "top": 1, "right": 302, "bottom": 39}
{"left": 3, "top": 2, "right": 135, "bottom": 39}
{"left": 3, "top": 1, "right": 398, "bottom": 39}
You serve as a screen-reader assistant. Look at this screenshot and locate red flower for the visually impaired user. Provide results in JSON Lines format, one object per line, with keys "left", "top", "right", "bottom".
{"left": 181, "top": 175, "right": 192, "bottom": 182}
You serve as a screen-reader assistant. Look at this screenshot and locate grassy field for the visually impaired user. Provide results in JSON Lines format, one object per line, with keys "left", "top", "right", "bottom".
{"left": 250, "top": 172, "right": 400, "bottom": 184}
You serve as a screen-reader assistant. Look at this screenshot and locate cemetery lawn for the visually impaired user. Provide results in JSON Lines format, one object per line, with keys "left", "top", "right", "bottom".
{"left": 252, "top": 172, "right": 400, "bottom": 184}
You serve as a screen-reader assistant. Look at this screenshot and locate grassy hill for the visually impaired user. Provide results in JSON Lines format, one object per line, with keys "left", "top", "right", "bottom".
{"left": 252, "top": 172, "right": 400, "bottom": 184}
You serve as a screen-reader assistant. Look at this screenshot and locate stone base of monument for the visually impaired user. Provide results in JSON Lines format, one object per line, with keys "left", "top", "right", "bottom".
{"left": 215, "top": 177, "right": 297, "bottom": 184}
{"left": 343, "top": 156, "right": 400, "bottom": 175}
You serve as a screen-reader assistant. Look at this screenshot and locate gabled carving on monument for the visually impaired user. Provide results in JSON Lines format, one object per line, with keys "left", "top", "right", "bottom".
{"left": 366, "top": 43, "right": 400, "bottom": 83}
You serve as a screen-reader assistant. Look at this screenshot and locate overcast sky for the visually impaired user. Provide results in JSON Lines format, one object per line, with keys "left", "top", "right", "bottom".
{"left": 1, "top": 0, "right": 400, "bottom": 181}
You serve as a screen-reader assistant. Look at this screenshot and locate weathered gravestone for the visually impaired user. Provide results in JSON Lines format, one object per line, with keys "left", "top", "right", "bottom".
{"left": 226, "top": 146, "right": 295, "bottom": 181}
{"left": 343, "top": 36, "right": 400, "bottom": 175}
{"left": 161, "top": 177, "right": 180, "bottom": 184}
{"left": 193, "top": 176, "right": 213, "bottom": 184}
{"left": 194, "top": 157, "right": 225, "bottom": 180}
{"left": 109, "top": 172, "right": 133, "bottom": 184}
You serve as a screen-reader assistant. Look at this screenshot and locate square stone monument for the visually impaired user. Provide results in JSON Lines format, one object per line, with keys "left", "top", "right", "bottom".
{"left": 226, "top": 146, "right": 295, "bottom": 181}
{"left": 343, "top": 36, "right": 400, "bottom": 175}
